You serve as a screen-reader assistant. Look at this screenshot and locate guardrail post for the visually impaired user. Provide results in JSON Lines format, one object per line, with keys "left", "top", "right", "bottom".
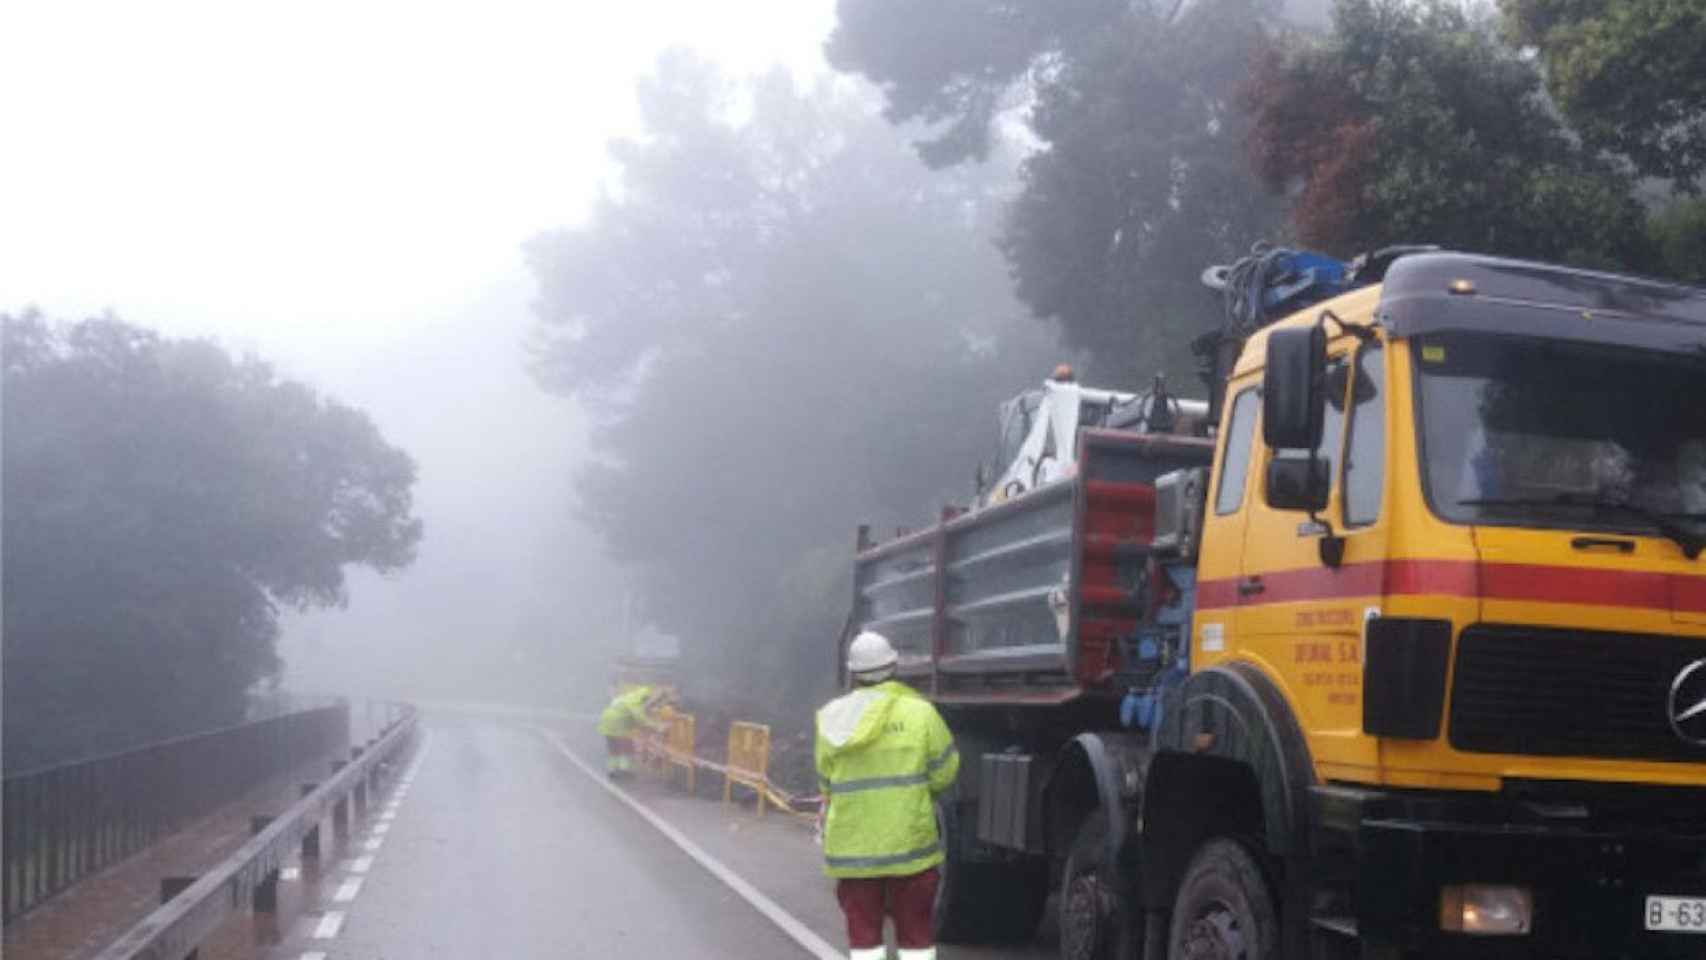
{"left": 248, "top": 816, "right": 279, "bottom": 912}
{"left": 159, "top": 876, "right": 200, "bottom": 960}
{"left": 350, "top": 747, "right": 368, "bottom": 817}
{"left": 299, "top": 784, "right": 321, "bottom": 859}
{"left": 330, "top": 760, "right": 350, "bottom": 836}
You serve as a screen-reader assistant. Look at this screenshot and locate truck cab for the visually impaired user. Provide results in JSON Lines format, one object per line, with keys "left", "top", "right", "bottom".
{"left": 1168, "top": 251, "right": 1706, "bottom": 958}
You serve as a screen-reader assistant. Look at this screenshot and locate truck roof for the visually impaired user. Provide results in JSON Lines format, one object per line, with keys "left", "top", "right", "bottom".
{"left": 1236, "top": 251, "right": 1706, "bottom": 375}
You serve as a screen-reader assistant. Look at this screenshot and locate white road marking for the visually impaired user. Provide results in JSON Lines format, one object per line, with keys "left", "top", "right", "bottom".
{"left": 536, "top": 727, "right": 841, "bottom": 960}
{"left": 280, "top": 866, "right": 301, "bottom": 881}
{"left": 363, "top": 836, "right": 384, "bottom": 852}
{"left": 372, "top": 823, "right": 390, "bottom": 835}
{"left": 348, "top": 855, "right": 374, "bottom": 874}
{"left": 313, "top": 911, "right": 345, "bottom": 939}
{"left": 333, "top": 878, "right": 363, "bottom": 902}
{"left": 300, "top": 952, "right": 328, "bottom": 960}
{"left": 379, "top": 811, "right": 396, "bottom": 822}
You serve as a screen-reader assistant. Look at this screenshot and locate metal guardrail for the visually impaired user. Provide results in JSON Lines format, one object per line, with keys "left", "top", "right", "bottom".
{"left": 91, "top": 705, "right": 418, "bottom": 960}
{"left": 2, "top": 704, "right": 352, "bottom": 925}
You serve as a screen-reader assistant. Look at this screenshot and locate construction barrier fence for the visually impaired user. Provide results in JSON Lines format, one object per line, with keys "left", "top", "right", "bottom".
{"left": 632, "top": 714, "right": 819, "bottom": 823}
{"left": 722, "top": 722, "right": 771, "bottom": 815}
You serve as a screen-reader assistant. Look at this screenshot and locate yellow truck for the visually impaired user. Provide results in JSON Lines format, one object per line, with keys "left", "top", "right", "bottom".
{"left": 847, "top": 249, "right": 1706, "bottom": 958}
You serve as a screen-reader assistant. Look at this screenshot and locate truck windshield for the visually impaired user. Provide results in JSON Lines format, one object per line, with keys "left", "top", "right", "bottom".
{"left": 1415, "top": 331, "right": 1706, "bottom": 540}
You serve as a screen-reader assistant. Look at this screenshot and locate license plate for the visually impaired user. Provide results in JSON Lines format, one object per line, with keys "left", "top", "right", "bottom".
{"left": 1646, "top": 896, "right": 1706, "bottom": 933}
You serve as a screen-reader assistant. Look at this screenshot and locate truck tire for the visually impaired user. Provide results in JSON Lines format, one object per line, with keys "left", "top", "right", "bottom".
{"left": 1166, "top": 839, "right": 1278, "bottom": 960}
{"left": 933, "top": 803, "right": 1047, "bottom": 944}
{"left": 1058, "top": 812, "right": 1140, "bottom": 960}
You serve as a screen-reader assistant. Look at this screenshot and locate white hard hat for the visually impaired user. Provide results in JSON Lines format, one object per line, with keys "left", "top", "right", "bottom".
{"left": 846, "top": 631, "right": 899, "bottom": 676}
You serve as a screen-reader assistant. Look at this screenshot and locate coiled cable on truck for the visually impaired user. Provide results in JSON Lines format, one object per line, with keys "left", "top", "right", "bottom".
{"left": 1202, "top": 241, "right": 1303, "bottom": 338}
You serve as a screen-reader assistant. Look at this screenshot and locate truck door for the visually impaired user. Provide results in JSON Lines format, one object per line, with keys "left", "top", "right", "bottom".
{"left": 1194, "top": 380, "right": 1262, "bottom": 667}
{"left": 1238, "top": 336, "right": 1391, "bottom": 752}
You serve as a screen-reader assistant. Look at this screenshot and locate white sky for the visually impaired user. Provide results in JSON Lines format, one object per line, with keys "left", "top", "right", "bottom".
{"left": 3, "top": 0, "right": 835, "bottom": 341}
{"left": 2, "top": 0, "right": 837, "bottom": 700}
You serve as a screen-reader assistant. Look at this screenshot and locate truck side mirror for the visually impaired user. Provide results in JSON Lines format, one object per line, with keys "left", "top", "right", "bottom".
{"left": 1263, "top": 326, "right": 1327, "bottom": 450}
{"left": 1266, "top": 453, "right": 1330, "bottom": 512}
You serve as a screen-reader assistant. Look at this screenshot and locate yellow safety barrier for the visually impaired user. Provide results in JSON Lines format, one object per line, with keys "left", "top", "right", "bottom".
{"left": 635, "top": 705, "right": 671, "bottom": 775}
{"left": 723, "top": 721, "right": 772, "bottom": 816}
{"left": 662, "top": 712, "right": 697, "bottom": 791}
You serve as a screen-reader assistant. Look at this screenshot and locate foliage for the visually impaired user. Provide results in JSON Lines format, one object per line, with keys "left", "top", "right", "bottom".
{"left": 1004, "top": 0, "right": 1287, "bottom": 384}
{"left": 2, "top": 314, "right": 421, "bottom": 770}
{"left": 830, "top": 0, "right": 1287, "bottom": 385}
{"left": 825, "top": 0, "right": 1129, "bottom": 168}
{"left": 1245, "top": 0, "right": 1652, "bottom": 269}
{"left": 1650, "top": 197, "right": 1706, "bottom": 285}
{"left": 1501, "top": 0, "right": 1706, "bottom": 188}
{"left": 526, "top": 53, "right": 1055, "bottom": 711}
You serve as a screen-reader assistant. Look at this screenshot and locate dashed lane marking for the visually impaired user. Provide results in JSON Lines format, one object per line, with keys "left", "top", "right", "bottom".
{"left": 536, "top": 727, "right": 841, "bottom": 960}
{"left": 294, "top": 734, "right": 431, "bottom": 950}
{"left": 299, "top": 952, "right": 327, "bottom": 960}
{"left": 333, "top": 878, "right": 363, "bottom": 902}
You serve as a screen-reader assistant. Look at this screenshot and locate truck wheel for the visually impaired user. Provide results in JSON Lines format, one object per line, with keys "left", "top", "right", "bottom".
{"left": 1166, "top": 839, "right": 1278, "bottom": 960}
{"left": 1058, "top": 813, "right": 1139, "bottom": 960}
{"left": 933, "top": 804, "right": 1047, "bottom": 944}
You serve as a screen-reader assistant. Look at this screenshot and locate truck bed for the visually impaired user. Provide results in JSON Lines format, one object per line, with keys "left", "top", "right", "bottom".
{"left": 850, "top": 428, "right": 1213, "bottom": 703}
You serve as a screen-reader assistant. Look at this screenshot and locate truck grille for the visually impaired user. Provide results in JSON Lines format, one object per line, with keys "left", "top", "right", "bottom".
{"left": 1449, "top": 624, "right": 1706, "bottom": 763}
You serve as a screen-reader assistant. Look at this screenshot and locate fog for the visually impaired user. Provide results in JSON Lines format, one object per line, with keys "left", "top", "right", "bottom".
{"left": 3, "top": 0, "right": 837, "bottom": 718}
{"left": 6, "top": 0, "right": 1355, "bottom": 763}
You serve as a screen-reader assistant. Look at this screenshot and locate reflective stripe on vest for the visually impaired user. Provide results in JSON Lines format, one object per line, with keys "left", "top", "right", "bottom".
{"left": 926, "top": 744, "right": 957, "bottom": 774}
{"left": 823, "top": 841, "right": 942, "bottom": 871}
{"left": 827, "top": 746, "right": 955, "bottom": 795}
{"left": 826, "top": 772, "right": 927, "bottom": 794}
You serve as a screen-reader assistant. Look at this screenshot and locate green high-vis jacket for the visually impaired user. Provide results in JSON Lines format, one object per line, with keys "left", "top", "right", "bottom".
{"left": 815, "top": 679, "right": 959, "bottom": 879}
{"left": 597, "top": 685, "right": 654, "bottom": 737}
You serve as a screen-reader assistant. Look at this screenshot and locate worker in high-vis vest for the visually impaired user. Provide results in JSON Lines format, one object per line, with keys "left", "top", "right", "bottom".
{"left": 597, "top": 684, "right": 667, "bottom": 778}
{"left": 815, "top": 631, "right": 959, "bottom": 960}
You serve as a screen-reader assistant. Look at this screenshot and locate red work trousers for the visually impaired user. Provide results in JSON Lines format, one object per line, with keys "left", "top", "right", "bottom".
{"left": 835, "top": 867, "right": 939, "bottom": 950}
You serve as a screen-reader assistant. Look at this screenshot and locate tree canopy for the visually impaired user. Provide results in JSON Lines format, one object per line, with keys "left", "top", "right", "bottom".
{"left": 526, "top": 53, "right": 1056, "bottom": 715}
{"left": 2, "top": 314, "right": 421, "bottom": 770}
{"left": 1501, "top": 0, "right": 1706, "bottom": 189}
{"left": 1244, "top": 0, "right": 1651, "bottom": 268}
{"left": 830, "top": 0, "right": 1286, "bottom": 385}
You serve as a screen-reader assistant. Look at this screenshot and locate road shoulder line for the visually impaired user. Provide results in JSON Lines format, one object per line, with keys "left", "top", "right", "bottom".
{"left": 534, "top": 726, "right": 842, "bottom": 960}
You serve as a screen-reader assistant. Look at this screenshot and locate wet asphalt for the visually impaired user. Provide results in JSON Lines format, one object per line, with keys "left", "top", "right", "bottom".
{"left": 261, "top": 713, "right": 808, "bottom": 959}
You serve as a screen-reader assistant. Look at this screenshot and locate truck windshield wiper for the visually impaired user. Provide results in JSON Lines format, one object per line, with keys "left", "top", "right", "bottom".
{"left": 1457, "top": 495, "right": 1706, "bottom": 560}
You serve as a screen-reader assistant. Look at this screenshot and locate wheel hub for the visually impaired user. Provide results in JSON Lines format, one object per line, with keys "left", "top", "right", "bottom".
{"left": 1180, "top": 905, "right": 1247, "bottom": 960}
{"left": 1061, "top": 871, "right": 1115, "bottom": 960}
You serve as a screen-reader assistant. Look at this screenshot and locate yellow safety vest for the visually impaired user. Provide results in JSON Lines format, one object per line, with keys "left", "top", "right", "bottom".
{"left": 814, "top": 680, "right": 959, "bottom": 879}
{"left": 597, "top": 685, "right": 653, "bottom": 737}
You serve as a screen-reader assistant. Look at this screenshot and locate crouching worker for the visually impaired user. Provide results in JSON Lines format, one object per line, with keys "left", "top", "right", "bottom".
{"left": 815, "top": 631, "right": 958, "bottom": 960}
{"left": 597, "top": 684, "right": 668, "bottom": 779}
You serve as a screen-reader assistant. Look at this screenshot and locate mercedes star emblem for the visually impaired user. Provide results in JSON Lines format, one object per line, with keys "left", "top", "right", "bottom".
{"left": 1668, "top": 659, "right": 1706, "bottom": 747}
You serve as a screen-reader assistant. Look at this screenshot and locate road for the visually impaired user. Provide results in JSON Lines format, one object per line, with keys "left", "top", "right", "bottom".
{"left": 254, "top": 711, "right": 1055, "bottom": 960}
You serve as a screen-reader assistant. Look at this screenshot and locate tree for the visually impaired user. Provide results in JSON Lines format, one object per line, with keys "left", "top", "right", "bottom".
{"left": 829, "top": 0, "right": 1287, "bottom": 386}
{"left": 1245, "top": 0, "right": 1652, "bottom": 268}
{"left": 2, "top": 313, "right": 422, "bottom": 770}
{"left": 526, "top": 53, "right": 1056, "bottom": 716}
{"left": 826, "top": 0, "right": 1129, "bottom": 168}
{"left": 1650, "top": 197, "right": 1706, "bottom": 284}
{"left": 1501, "top": 0, "right": 1706, "bottom": 188}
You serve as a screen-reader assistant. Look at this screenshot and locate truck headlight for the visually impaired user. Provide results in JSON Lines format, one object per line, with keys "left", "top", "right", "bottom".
{"left": 1439, "top": 884, "right": 1533, "bottom": 935}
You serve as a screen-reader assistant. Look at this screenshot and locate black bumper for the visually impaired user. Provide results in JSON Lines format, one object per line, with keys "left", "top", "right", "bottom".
{"left": 1356, "top": 801, "right": 1706, "bottom": 959}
